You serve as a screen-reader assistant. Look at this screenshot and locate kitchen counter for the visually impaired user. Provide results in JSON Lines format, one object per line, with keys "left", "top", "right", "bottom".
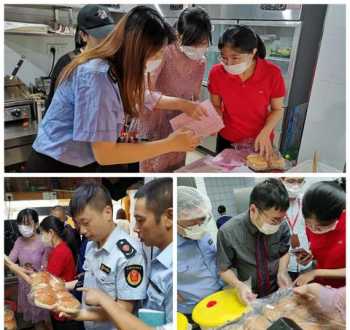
{"left": 5, "top": 122, "right": 37, "bottom": 167}
{"left": 5, "top": 122, "right": 37, "bottom": 147}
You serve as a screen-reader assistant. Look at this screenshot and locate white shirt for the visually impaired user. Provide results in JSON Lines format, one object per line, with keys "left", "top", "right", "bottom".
{"left": 286, "top": 196, "right": 312, "bottom": 273}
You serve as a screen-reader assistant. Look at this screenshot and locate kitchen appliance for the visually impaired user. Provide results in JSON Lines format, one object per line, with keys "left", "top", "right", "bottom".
{"left": 5, "top": 59, "right": 38, "bottom": 169}
{"left": 164, "top": 4, "right": 328, "bottom": 162}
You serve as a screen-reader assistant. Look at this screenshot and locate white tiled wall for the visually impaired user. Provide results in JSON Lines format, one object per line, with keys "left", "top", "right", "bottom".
{"left": 203, "top": 178, "right": 256, "bottom": 219}
{"left": 298, "top": 5, "right": 346, "bottom": 170}
{"left": 5, "top": 34, "right": 74, "bottom": 86}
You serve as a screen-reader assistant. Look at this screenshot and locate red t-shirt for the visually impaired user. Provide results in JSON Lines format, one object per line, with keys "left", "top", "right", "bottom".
{"left": 208, "top": 58, "right": 285, "bottom": 142}
{"left": 47, "top": 241, "right": 76, "bottom": 320}
{"left": 306, "top": 211, "right": 346, "bottom": 288}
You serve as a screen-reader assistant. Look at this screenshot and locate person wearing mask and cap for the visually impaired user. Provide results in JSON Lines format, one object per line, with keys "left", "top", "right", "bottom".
{"left": 177, "top": 186, "right": 223, "bottom": 328}
{"left": 45, "top": 4, "right": 115, "bottom": 111}
{"left": 281, "top": 178, "right": 312, "bottom": 281}
{"left": 294, "top": 181, "right": 346, "bottom": 288}
{"left": 28, "top": 6, "right": 200, "bottom": 173}
{"left": 217, "top": 179, "right": 292, "bottom": 306}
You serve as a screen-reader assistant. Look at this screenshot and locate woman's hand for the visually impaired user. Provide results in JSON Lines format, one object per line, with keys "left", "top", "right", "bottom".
{"left": 167, "top": 128, "right": 200, "bottom": 152}
{"left": 293, "top": 283, "right": 322, "bottom": 301}
{"left": 254, "top": 129, "right": 273, "bottom": 160}
{"left": 294, "top": 270, "right": 317, "bottom": 287}
{"left": 181, "top": 100, "right": 208, "bottom": 120}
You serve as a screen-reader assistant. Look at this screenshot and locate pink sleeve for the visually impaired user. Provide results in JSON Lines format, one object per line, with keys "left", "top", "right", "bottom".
{"left": 144, "top": 89, "right": 162, "bottom": 111}
{"left": 9, "top": 239, "right": 20, "bottom": 263}
{"left": 319, "top": 286, "right": 346, "bottom": 321}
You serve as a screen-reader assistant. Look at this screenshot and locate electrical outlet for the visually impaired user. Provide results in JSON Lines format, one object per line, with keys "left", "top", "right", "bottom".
{"left": 47, "top": 43, "right": 67, "bottom": 55}
{"left": 5, "top": 193, "right": 13, "bottom": 201}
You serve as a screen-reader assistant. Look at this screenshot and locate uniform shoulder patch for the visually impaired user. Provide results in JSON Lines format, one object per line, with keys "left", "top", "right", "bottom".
{"left": 117, "top": 239, "right": 137, "bottom": 259}
{"left": 125, "top": 265, "right": 143, "bottom": 288}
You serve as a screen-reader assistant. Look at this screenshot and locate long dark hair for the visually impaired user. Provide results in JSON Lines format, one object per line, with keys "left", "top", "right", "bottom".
{"left": 302, "top": 181, "right": 345, "bottom": 225}
{"left": 177, "top": 6, "right": 212, "bottom": 45}
{"left": 218, "top": 25, "right": 266, "bottom": 59}
{"left": 59, "top": 5, "right": 174, "bottom": 117}
{"left": 16, "top": 208, "right": 39, "bottom": 236}
{"left": 39, "top": 216, "right": 78, "bottom": 261}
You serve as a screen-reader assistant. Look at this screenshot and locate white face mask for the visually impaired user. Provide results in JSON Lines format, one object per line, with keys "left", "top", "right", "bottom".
{"left": 180, "top": 46, "right": 207, "bottom": 61}
{"left": 41, "top": 233, "right": 52, "bottom": 247}
{"left": 180, "top": 224, "right": 207, "bottom": 240}
{"left": 145, "top": 59, "right": 162, "bottom": 73}
{"left": 258, "top": 222, "right": 281, "bottom": 235}
{"left": 223, "top": 60, "right": 251, "bottom": 75}
{"left": 18, "top": 225, "right": 34, "bottom": 238}
{"left": 284, "top": 183, "right": 303, "bottom": 199}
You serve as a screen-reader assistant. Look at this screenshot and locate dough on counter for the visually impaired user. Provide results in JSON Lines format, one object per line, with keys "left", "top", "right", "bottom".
{"left": 269, "top": 156, "right": 285, "bottom": 170}
{"left": 263, "top": 304, "right": 282, "bottom": 322}
{"left": 274, "top": 296, "right": 300, "bottom": 311}
{"left": 246, "top": 154, "right": 269, "bottom": 171}
{"left": 243, "top": 315, "right": 270, "bottom": 330}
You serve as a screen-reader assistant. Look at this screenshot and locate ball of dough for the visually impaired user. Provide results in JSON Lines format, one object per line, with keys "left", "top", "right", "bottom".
{"left": 246, "top": 154, "right": 269, "bottom": 171}
{"left": 243, "top": 315, "right": 270, "bottom": 330}
{"left": 263, "top": 304, "right": 282, "bottom": 322}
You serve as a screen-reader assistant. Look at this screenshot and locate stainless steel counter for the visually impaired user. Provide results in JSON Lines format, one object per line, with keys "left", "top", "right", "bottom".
{"left": 5, "top": 122, "right": 37, "bottom": 166}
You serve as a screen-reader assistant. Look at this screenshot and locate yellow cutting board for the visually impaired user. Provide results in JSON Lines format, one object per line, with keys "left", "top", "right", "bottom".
{"left": 177, "top": 312, "right": 189, "bottom": 330}
{"left": 192, "top": 288, "right": 250, "bottom": 328}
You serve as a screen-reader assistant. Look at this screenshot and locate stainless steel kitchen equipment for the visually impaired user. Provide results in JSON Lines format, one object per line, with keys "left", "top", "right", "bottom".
{"left": 5, "top": 71, "right": 37, "bottom": 169}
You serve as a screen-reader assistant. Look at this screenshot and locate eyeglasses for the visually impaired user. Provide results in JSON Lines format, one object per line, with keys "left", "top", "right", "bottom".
{"left": 259, "top": 209, "right": 287, "bottom": 225}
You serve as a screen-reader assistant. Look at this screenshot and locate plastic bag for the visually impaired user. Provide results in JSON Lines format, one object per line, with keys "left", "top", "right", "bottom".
{"left": 219, "top": 288, "right": 345, "bottom": 330}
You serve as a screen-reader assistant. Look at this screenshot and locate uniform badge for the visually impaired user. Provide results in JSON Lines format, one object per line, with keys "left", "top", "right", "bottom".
{"left": 125, "top": 265, "right": 143, "bottom": 288}
{"left": 100, "top": 263, "right": 111, "bottom": 274}
{"left": 208, "top": 239, "right": 213, "bottom": 245}
{"left": 117, "top": 239, "right": 136, "bottom": 259}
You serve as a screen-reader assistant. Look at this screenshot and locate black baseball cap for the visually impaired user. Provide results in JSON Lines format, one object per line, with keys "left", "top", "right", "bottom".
{"left": 78, "top": 5, "right": 115, "bottom": 39}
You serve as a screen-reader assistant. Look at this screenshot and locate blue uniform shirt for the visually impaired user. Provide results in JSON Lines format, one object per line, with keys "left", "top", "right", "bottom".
{"left": 144, "top": 243, "right": 173, "bottom": 323}
{"left": 33, "top": 58, "right": 125, "bottom": 167}
{"left": 177, "top": 234, "right": 223, "bottom": 314}
{"left": 83, "top": 226, "right": 147, "bottom": 330}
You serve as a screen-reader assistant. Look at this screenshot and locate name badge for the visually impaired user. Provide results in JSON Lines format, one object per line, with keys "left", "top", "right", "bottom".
{"left": 100, "top": 263, "right": 111, "bottom": 274}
